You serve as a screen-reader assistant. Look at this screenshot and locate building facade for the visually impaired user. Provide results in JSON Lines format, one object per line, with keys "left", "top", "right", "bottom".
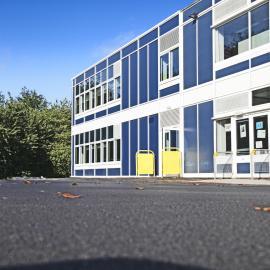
{"left": 71, "top": 0, "right": 270, "bottom": 178}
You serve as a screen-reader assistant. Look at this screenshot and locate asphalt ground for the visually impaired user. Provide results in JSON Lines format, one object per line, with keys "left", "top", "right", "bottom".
{"left": 0, "top": 179, "right": 270, "bottom": 270}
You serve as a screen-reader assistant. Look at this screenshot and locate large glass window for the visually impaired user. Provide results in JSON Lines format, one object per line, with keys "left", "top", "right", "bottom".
{"left": 236, "top": 119, "right": 250, "bottom": 155}
{"left": 160, "top": 54, "right": 169, "bottom": 81}
{"left": 96, "top": 143, "right": 101, "bottom": 163}
{"left": 108, "top": 80, "right": 114, "bottom": 102}
{"left": 85, "top": 79, "right": 90, "bottom": 91}
{"left": 76, "top": 97, "right": 80, "bottom": 114}
{"left": 85, "top": 92, "right": 90, "bottom": 110}
{"left": 216, "top": 14, "right": 249, "bottom": 61}
{"left": 79, "top": 83, "right": 84, "bottom": 94}
{"left": 96, "top": 87, "right": 101, "bottom": 106}
{"left": 91, "top": 144, "right": 95, "bottom": 163}
{"left": 102, "top": 142, "right": 107, "bottom": 162}
{"left": 108, "top": 141, "right": 114, "bottom": 162}
{"left": 254, "top": 115, "right": 268, "bottom": 150}
{"left": 216, "top": 119, "right": 231, "bottom": 153}
{"left": 171, "top": 48, "right": 179, "bottom": 77}
{"left": 101, "top": 69, "right": 107, "bottom": 82}
{"left": 90, "top": 76, "right": 95, "bottom": 88}
{"left": 80, "top": 95, "right": 84, "bottom": 112}
{"left": 90, "top": 89, "right": 95, "bottom": 108}
{"left": 75, "top": 147, "right": 79, "bottom": 164}
{"left": 251, "top": 3, "right": 269, "bottom": 49}
{"left": 252, "top": 87, "right": 270, "bottom": 106}
{"left": 116, "top": 139, "right": 121, "bottom": 161}
{"left": 96, "top": 72, "right": 101, "bottom": 86}
{"left": 115, "top": 77, "right": 121, "bottom": 99}
{"left": 76, "top": 85, "right": 80, "bottom": 96}
{"left": 102, "top": 84, "right": 107, "bottom": 104}
{"left": 108, "top": 65, "right": 114, "bottom": 79}
{"left": 85, "top": 145, "right": 90, "bottom": 163}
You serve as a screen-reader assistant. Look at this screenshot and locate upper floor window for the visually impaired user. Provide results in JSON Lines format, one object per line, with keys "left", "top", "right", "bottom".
{"left": 216, "top": 3, "right": 269, "bottom": 62}
{"left": 160, "top": 47, "right": 179, "bottom": 81}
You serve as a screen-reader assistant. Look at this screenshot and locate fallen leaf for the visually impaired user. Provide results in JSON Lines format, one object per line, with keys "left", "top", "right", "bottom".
{"left": 23, "top": 180, "right": 32, "bottom": 185}
{"left": 136, "top": 186, "right": 144, "bottom": 190}
{"left": 254, "top": 206, "right": 270, "bottom": 212}
{"left": 57, "top": 192, "right": 81, "bottom": 199}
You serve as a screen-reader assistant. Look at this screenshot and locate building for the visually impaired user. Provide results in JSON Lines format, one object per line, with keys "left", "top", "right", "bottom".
{"left": 71, "top": 0, "right": 270, "bottom": 179}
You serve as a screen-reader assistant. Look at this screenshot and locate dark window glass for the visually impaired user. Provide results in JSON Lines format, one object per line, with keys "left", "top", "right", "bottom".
{"left": 91, "top": 144, "right": 95, "bottom": 163}
{"left": 160, "top": 53, "right": 169, "bottom": 81}
{"left": 96, "top": 129, "right": 101, "bottom": 141}
{"left": 75, "top": 135, "right": 79, "bottom": 145}
{"left": 80, "top": 83, "right": 84, "bottom": 94}
{"left": 96, "top": 87, "right": 101, "bottom": 106}
{"left": 90, "top": 76, "right": 95, "bottom": 88}
{"left": 251, "top": 3, "right": 269, "bottom": 49}
{"left": 108, "top": 126, "right": 113, "bottom": 139}
{"left": 236, "top": 119, "right": 250, "bottom": 155}
{"left": 85, "top": 132, "right": 89, "bottom": 143}
{"left": 90, "top": 131, "right": 94, "bottom": 142}
{"left": 96, "top": 73, "right": 101, "bottom": 86}
{"left": 252, "top": 87, "right": 270, "bottom": 106}
{"left": 103, "top": 142, "right": 107, "bottom": 162}
{"left": 85, "top": 145, "right": 90, "bottom": 163}
{"left": 171, "top": 48, "right": 179, "bottom": 77}
{"left": 75, "top": 147, "right": 79, "bottom": 164}
{"left": 217, "top": 14, "right": 249, "bottom": 61}
{"left": 254, "top": 115, "right": 268, "bottom": 150}
{"left": 76, "top": 85, "right": 80, "bottom": 96}
{"left": 76, "top": 97, "right": 80, "bottom": 114}
{"left": 102, "top": 84, "right": 107, "bottom": 104}
{"left": 80, "top": 133, "right": 84, "bottom": 144}
{"left": 102, "top": 127, "right": 107, "bottom": 140}
{"left": 96, "top": 143, "right": 101, "bottom": 163}
{"left": 101, "top": 69, "right": 107, "bottom": 82}
{"left": 108, "top": 141, "right": 114, "bottom": 162}
{"left": 116, "top": 139, "right": 121, "bottom": 161}
{"left": 108, "top": 80, "right": 114, "bottom": 101}
{"left": 116, "top": 77, "right": 121, "bottom": 99}
{"left": 85, "top": 92, "right": 90, "bottom": 110}
{"left": 85, "top": 79, "right": 90, "bottom": 90}
{"left": 90, "top": 89, "right": 95, "bottom": 108}
{"left": 108, "top": 65, "right": 114, "bottom": 79}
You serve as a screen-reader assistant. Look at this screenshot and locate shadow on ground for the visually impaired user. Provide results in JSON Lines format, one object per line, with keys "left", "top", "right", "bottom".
{"left": 0, "top": 258, "right": 211, "bottom": 270}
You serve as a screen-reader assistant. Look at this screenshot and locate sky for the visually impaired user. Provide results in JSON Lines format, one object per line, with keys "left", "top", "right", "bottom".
{"left": 0, "top": 0, "right": 192, "bottom": 102}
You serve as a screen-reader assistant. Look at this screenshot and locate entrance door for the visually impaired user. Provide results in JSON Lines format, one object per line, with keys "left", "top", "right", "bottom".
{"left": 162, "top": 127, "right": 181, "bottom": 176}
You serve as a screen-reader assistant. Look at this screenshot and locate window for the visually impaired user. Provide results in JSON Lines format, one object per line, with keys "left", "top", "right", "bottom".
{"left": 216, "top": 14, "right": 249, "bottom": 61}
{"left": 108, "top": 141, "right": 114, "bottom": 161}
{"left": 108, "top": 125, "right": 113, "bottom": 139}
{"left": 96, "top": 129, "right": 101, "bottom": 141}
{"left": 216, "top": 119, "right": 231, "bottom": 153}
{"left": 76, "top": 97, "right": 80, "bottom": 114}
{"left": 80, "top": 146, "right": 84, "bottom": 163}
{"left": 236, "top": 119, "right": 250, "bottom": 155}
{"left": 171, "top": 48, "right": 179, "bottom": 77}
{"left": 160, "top": 48, "right": 179, "bottom": 81}
{"left": 90, "top": 131, "right": 94, "bottom": 142}
{"left": 102, "top": 142, "right": 107, "bottom": 162}
{"left": 254, "top": 115, "right": 268, "bottom": 150}
{"left": 80, "top": 83, "right": 84, "bottom": 94}
{"left": 96, "top": 143, "right": 101, "bottom": 163}
{"left": 85, "top": 92, "right": 90, "bottom": 110}
{"left": 90, "top": 89, "right": 95, "bottom": 108}
{"left": 115, "top": 77, "right": 121, "bottom": 99}
{"left": 80, "top": 95, "right": 84, "bottom": 112}
{"left": 96, "top": 87, "right": 101, "bottom": 106}
{"left": 116, "top": 139, "right": 121, "bottom": 161}
{"left": 251, "top": 3, "right": 269, "bottom": 49}
{"left": 76, "top": 85, "right": 80, "bottom": 96}
{"left": 90, "top": 76, "right": 95, "bottom": 88}
{"left": 85, "top": 145, "right": 90, "bottom": 163}
{"left": 108, "top": 65, "right": 114, "bottom": 79}
{"left": 75, "top": 147, "right": 79, "bottom": 164}
{"left": 101, "top": 69, "right": 107, "bottom": 82}
{"left": 91, "top": 144, "right": 95, "bottom": 163}
{"left": 75, "top": 135, "right": 79, "bottom": 145}
{"left": 108, "top": 80, "right": 114, "bottom": 102}
{"left": 85, "top": 132, "right": 89, "bottom": 143}
{"left": 102, "top": 84, "right": 107, "bottom": 104}
{"left": 80, "top": 133, "right": 84, "bottom": 144}
{"left": 252, "top": 87, "right": 270, "bottom": 106}
{"left": 96, "top": 72, "right": 101, "bottom": 86}
{"left": 101, "top": 127, "right": 107, "bottom": 140}
{"left": 85, "top": 79, "right": 90, "bottom": 91}
{"left": 160, "top": 54, "right": 169, "bottom": 81}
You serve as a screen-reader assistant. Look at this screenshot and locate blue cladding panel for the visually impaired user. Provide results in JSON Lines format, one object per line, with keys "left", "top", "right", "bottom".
{"left": 108, "top": 105, "right": 120, "bottom": 114}
{"left": 85, "top": 114, "right": 95, "bottom": 122}
{"left": 139, "top": 29, "right": 158, "bottom": 47}
{"left": 122, "top": 57, "right": 129, "bottom": 109}
{"left": 96, "top": 169, "right": 106, "bottom": 176}
{"left": 199, "top": 101, "right": 214, "bottom": 173}
{"left": 75, "top": 118, "right": 84, "bottom": 125}
{"left": 139, "top": 117, "right": 148, "bottom": 150}
{"left": 122, "top": 121, "right": 129, "bottom": 176}
{"left": 237, "top": 163, "right": 250, "bottom": 174}
{"left": 108, "top": 168, "right": 121, "bottom": 176}
{"left": 96, "top": 60, "right": 107, "bottom": 72}
{"left": 160, "top": 15, "right": 179, "bottom": 36}
{"left": 96, "top": 110, "right": 107, "bottom": 118}
{"left": 149, "top": 114, "right": 159, "bottom": 175}
{"left": 251, "top": 53, "right": 270, "bottom": 68}
{"left": 149, "top": 40, "right": 159, "bottom": 101}
{"left": 76, "top": 74, "right": 84, "bottom": 84}
{"left": 184, "top": 105, "right": 198, "bottom": 173}
{"left": 85, "top": 169, "right": 94, "bottom": 176}
{"left": 130, "top": 52, "right": 138, "bottom": 107}
{"left": 130, "top": 120, "right": 138, "bottom": 176}
{"left": 160, "top": 84, "right": 180, "bottom": 97}
{"left": 183, "top": 0, "right": 212, "bottom": 22}
{"left": 85, "top": 67, "right": 95, "bottom": 78}
{"left": 75, "top": 170, "right": 83, "bottom": 176}
{"left": 216, "top": 61, "right": 249, "bottom": 79}
{"left": 198, "top": 12, "right": 213, "bottom": 85}
{"left": 108, "top": 52, "right": 120, "bottom": 65}
{"left": 184, "top": 22, "right": 197, "bottom": 89}
{"left": 139, "top": 46, "right": 148, "bottom": 104}
{"left": 122, "top": 41, "right": 138, "bottom": 57}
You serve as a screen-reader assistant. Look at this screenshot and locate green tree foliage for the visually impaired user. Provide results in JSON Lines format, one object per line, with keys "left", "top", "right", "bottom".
{"left": 0, "top": 88, "right": 71, "bottom": 178}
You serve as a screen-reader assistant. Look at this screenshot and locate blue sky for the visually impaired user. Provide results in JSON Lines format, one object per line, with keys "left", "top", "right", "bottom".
{"left": 0, "top": 0, "right": 192, "bottom": 102}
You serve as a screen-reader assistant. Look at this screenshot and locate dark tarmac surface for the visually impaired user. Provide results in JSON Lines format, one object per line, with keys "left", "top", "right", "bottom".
{"left": 0, "top": 179, "right": 270, "bottom": 270}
